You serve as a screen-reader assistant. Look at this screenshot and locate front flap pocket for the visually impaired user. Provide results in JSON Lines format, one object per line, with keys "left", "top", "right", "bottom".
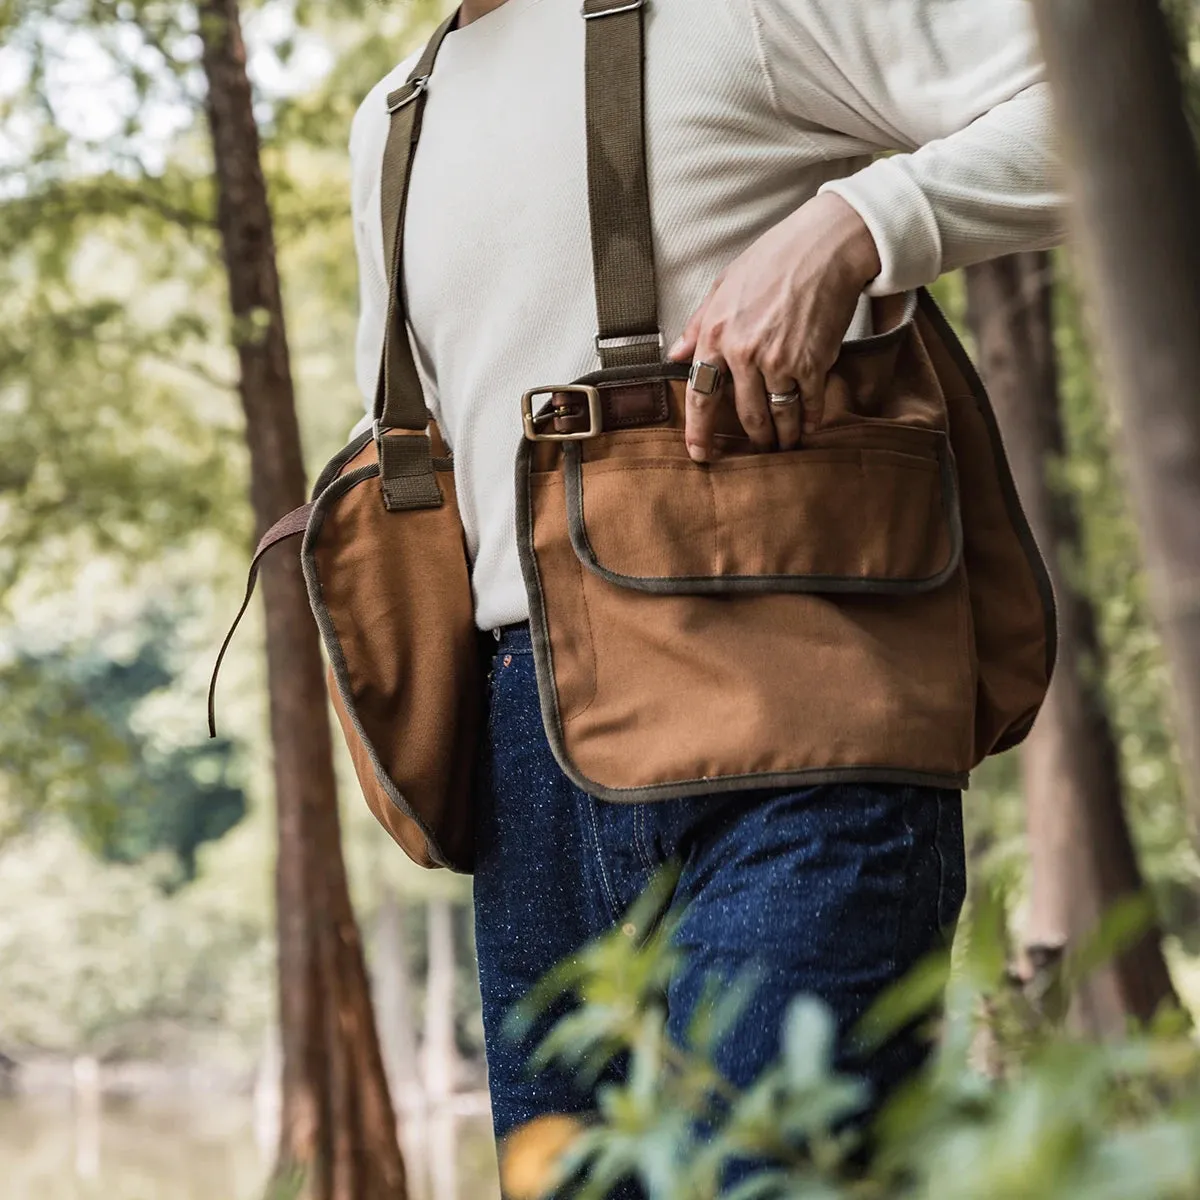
{"left": 564, "top": 431, "right": 962, "bottom": 595}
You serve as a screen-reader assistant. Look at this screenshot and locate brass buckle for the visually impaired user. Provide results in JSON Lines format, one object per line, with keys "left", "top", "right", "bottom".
{"left": 521, "top": 385, "right": 603, "bottom": 442}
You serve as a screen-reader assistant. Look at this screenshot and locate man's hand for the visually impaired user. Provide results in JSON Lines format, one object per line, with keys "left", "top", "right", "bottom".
{"left": 668, "top": 193, "right": 882, "bottom": 463}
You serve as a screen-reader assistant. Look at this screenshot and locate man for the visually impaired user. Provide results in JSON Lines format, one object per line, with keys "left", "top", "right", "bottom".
{"left": 350, "top": 0, "right": 1063, "bottom": 1154}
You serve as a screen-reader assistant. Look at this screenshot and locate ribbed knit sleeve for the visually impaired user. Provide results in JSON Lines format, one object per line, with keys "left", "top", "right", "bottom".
{"left": 748, "top": 0, "right": 1067, "bottom": 294}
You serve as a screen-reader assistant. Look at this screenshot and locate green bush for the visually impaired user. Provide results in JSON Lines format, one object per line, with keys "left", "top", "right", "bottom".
{"left": 504, "top": 873, "right": 1200, "bottom": 1200}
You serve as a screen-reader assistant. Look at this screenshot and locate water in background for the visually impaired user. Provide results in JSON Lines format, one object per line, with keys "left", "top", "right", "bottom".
{"left": 0, "top": 1095, "right": 501, "bottom": 1200}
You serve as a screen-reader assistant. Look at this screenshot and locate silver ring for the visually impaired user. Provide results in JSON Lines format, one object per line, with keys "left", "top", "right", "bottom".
{"left": 689, "top": 361, "right": 724, "bottom": 396}
{"left": 768, "top": 389, "right": 801, "bottom": 408}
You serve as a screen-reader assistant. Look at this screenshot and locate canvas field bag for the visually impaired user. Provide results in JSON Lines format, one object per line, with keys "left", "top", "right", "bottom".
{"left": 210, "top": 0, "right": 1056, "bottom": 875}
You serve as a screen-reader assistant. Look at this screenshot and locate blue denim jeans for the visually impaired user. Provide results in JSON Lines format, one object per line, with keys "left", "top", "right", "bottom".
{"left": 473, "top": 625, "right": 966, "bottom": 1168}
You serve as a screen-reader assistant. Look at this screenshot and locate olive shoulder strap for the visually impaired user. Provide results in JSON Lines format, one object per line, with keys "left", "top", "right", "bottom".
{"left": 582, "top": 0, "right": 662, "bottom": 369}
{"left": 372, "top": 0, "right": 660, "bottom": 460}
{"left": 374, "top": 10, "right": 458, "bottom": 511}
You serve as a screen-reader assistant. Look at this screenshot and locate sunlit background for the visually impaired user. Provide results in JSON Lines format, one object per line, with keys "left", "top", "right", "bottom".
{"left": 3, "top": 1, "right": 1200, "bottom": 1198}
{"left": 1, "top": 1, "right": 503, "bottom": 1196}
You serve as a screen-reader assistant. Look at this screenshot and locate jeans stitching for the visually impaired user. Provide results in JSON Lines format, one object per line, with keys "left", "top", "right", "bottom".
{"left": 635, "top": 806, "right": 656, "bottom": 873}
{"left": 887, "top": 788, "right": 920, "bottom": 980}
{"left": 585, "top": 795, "right": 621, "bottom": 922}
{"left": 484, "top": 665, "right": 502, "bottom": 740}
{"left": 933, "top": 793, "right": 964, "bottom": 938}
{"left": 933, "top": 794, "right": 949, "bottom": 934}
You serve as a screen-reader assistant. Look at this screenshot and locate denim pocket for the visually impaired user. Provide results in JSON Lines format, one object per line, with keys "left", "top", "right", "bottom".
{"left": 485, "top": 645, "right": 535, "bottom": 743}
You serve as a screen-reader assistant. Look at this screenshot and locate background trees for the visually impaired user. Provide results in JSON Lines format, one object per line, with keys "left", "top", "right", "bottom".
{"left": 1031, "top": 0, "right": 1200, "bottom": 817}
{"left": 2, "top": 0, "right": 1200, "bottom": 1197}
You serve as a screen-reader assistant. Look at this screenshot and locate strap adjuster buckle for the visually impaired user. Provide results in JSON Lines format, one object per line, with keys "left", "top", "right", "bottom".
{"left": 522, "top": 385, "right": 603, "bottom": 442}
{"left": 387, "top": 76, "right": 429, "bottom": 113}
{"left": 581, "top": 0, "right": 645, "bottom": 18}
{"left": 594, "top": 330, "right": 663, "bottom": 354}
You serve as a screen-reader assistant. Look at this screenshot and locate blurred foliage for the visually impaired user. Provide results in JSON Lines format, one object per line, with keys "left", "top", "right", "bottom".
{"left": 931, "top": 260, "right": 1200, "bottom": 950}
{"left": 0, "top": 820, "right": 271, "bottom": 1058}
{"left": 0, "top": 614, "right": 246, "bottom": 878}
{"left": 0, "top": 0, "right": 467, "bottom": 1077}
{"left": 503, "top": 879, "right": 1200, "bottom": 1200}
{"left": 0, "top": 14, "right": 1197, "bottom": 1199}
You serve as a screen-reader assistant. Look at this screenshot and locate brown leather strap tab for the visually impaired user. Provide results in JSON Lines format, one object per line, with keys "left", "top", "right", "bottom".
{"left": 208, "top": 504, "right": 313, "bottom": 738}
{"left": 583, "top": 0, "right": 662, "bottom": 369}
{"left": 551, "top": 379, "right": 669, "bottom": 434}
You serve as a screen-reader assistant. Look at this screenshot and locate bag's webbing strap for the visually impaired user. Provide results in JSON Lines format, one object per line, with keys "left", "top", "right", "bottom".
{"left": 374, "top": 10, "right": 458, "bottom": 510}
{"left": 583, "top": 0, "right": 662, "bottom": 369}
{"left": 373, "top": 0, "right": 661, "bottom": 458}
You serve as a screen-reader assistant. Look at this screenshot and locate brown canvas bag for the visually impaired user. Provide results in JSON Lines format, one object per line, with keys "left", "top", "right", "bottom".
{"left": 210, "top": 0, "right": 1055, "bottom": 872}
{"left": 514, "top": 0, "right": 1054, "bottom": 799}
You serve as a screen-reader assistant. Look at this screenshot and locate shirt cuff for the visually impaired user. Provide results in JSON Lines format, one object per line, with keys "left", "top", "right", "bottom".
{"left": 820, "top": 158, "right": 944, "bottom": 297}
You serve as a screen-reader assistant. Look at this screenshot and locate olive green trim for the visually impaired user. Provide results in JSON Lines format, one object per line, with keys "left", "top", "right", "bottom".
{"left": 572, "top": 361, "right": 691, "bottom": 388}
{"left": 514, "top": 436, "right": 969, "bottom": 802}
{"left": 311, "top": 431, "right": 374, "bottom": 501}
{"left": 574, "top": 766, "right": 970, "bottom": 805}
{"left": 562, "top": 433, "right": 964, "bottom": 596}
{"left": 310, "top": 431, "right": 451, "bottom": 504}
{"left": 302, "top": 465, "right": 469, "bottom": 874}
{"left": 917, "top": 289, "right": 1059, "bottom": 728}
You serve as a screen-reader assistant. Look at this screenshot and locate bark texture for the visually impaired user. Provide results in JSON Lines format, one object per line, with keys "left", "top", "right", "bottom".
{"left": 1031, "top": 0, "right": 1200, "bottom": 811}
{"left": 373, "top": 886, "right": 420, "bottom": 1103}
{"left": 197, "top": 2, "right": 407, "bottom": 1195}
{"left": 966, "top": 253, "right": 1177, "bottom": 1034}
{"left": 424, "top": 900, "right": 461, "bottom": 1200}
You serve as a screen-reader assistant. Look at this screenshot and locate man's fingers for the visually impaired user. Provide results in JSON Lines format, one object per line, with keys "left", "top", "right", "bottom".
{"left": 763, "top": 371, "right": 803, "bottom": 451}
{"left": 798, "top": 364, "right": 829, "bottom": 442}
{"left": 729, "top": 358, "right": 776, "bottom": 452}
{"left": 669, "top": 275, "right": 724, "bottom": 361}
{"left": 669, "top": 313, "right": 702, "bottom": 362}
{"left": 685, "top": 348, "right": 726, "bottom": 463}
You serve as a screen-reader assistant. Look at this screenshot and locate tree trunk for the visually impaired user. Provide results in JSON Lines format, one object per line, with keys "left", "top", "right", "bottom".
{"left": 197, "top": 3, "right": 407, "bottom": 1196}
{"left": 374, "top": 886, "right": 421, "bottom": 1106}
{"left": 965, "top": 253, "right": 1177, "bottom": 1033}
{"left": 424, "top": 900, "right": 460, "bottom": 1200}
{"left": 1030, "top": 0, "right": 1200, "bottom": 813}
{"left": 373, "top": 886, "right": 426, "bottom": 1198}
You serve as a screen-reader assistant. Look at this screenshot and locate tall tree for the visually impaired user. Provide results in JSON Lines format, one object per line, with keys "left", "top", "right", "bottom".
{"left": 1030, "top": 0, "right": 1200, "bottom": 814}
{"left": 966, "top": 254, "right": 1177, "bottom": 1034}
{"left": 424, "top": 899, "right": 462, "bottom": 1200}
{"left": 197, "top": 2, "right": 407, "bottom": 1196}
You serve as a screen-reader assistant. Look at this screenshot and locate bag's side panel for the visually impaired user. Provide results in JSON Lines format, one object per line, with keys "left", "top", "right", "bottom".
{"left": 326, "top": 664, "right": 439, "bottom": 868}
{"left": 916, "top": 297, "right": 1057, "bottom": 758}
{"left": 305, "top": 438, "right": 479, "bottom": 872}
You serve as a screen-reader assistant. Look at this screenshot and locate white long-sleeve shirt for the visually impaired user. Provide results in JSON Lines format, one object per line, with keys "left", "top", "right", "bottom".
{"left": 350, "top": 0, "right": 1065, "bottom": 630}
